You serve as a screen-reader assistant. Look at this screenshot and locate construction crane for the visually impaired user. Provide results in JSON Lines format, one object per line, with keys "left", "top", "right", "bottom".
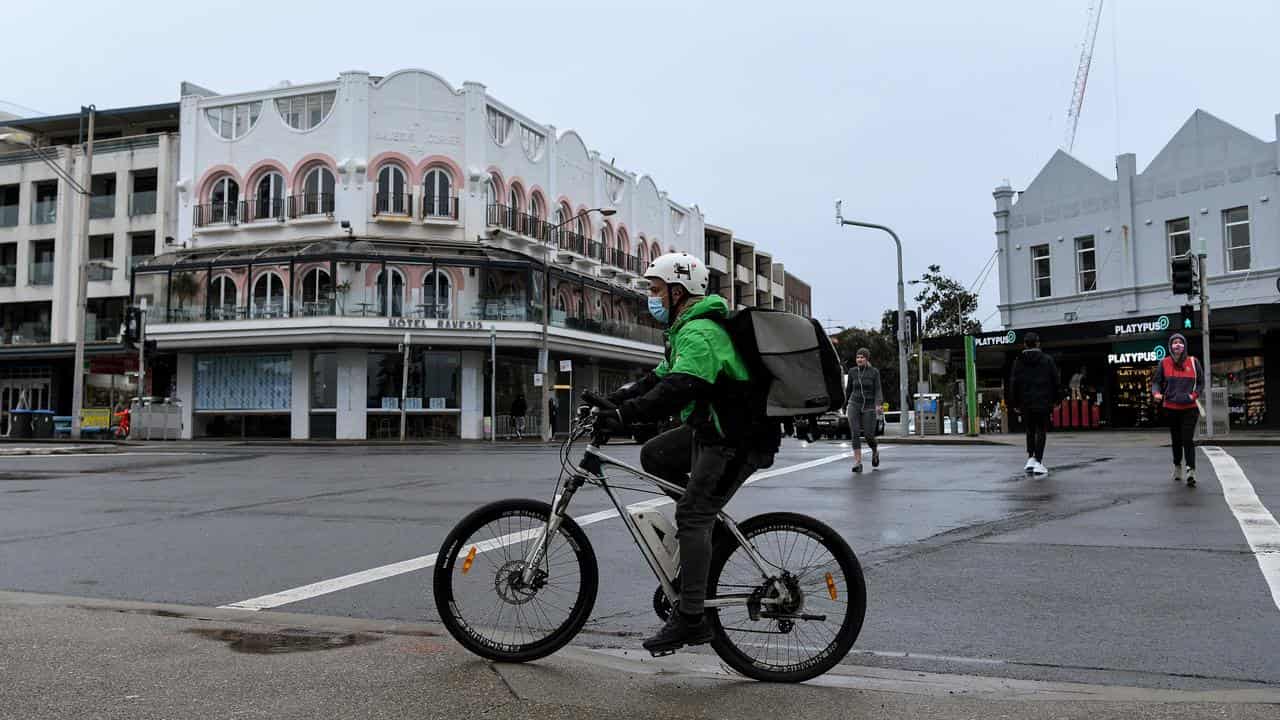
{"left": 1063, "top": 0, "right": 1105, "bottom": 153}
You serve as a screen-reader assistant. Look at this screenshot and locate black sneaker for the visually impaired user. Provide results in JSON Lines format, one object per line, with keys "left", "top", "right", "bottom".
{"left": 852, "top": 463, "right": 863, "bottom": 474}
{"left": 1185, "top": 468, "right": 1196, "bottom": 488}
{"left": 872, "top": 449, "right": 880, "bottom": 468}
{"left": 642, "top": 612, "right": 713, "bottom": 655}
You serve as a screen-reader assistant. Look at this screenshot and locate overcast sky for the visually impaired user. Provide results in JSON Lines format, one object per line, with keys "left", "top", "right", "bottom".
{"left": 5, "top": 0, "right": 1280, "bottom": 331}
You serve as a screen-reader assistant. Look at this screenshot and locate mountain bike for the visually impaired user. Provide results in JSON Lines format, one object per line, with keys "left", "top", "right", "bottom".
{"left": 432, "top": 392, "right": 866, "bottom": 683}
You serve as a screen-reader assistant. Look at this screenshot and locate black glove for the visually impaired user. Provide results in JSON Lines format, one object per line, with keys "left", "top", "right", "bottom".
{"left": 593, "top": 407, "right": 628, "bottom": 434}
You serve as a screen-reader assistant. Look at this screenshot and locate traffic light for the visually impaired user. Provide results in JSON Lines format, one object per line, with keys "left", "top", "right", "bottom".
{"left": 143, "top": 339, "right": 158, "bottom": 356}
{"left": 121, "top": 307, "right": 143, "bottom": 348}
{"left": 1171, "top": 255, "right": 1196, "bottom": 296}
{"left": 1179, "top": 304, "right": 1195, "bottom": 331}
{"left": 904, "top": 310, "right": 920, "bottom": 344}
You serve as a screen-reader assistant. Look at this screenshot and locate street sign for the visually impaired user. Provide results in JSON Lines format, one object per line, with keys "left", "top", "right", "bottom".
{"left": 533, "top": 373, "right": 544, "bottom": 387}
{"left": 559, "top": 360, "right": 572, "bottom": 372}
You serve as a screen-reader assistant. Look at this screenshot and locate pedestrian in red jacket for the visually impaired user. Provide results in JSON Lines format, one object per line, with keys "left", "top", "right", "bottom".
{"left": 1151, "top": 333, "right": 1204, "bottom": 487}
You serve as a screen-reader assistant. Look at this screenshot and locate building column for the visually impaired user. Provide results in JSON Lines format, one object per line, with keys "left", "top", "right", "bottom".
{"left": 1115, "top": 153, "right": 1139, "bottom": 314}
{"left": 460, "top": 349, "right": 484, "bottom": 440}
{"left": 335, "top": 348, "right": 367, "bottom": 439}
{"left": 291, "top": 349, "right": 309, "bottom": 439}
{"left": 176, "top": 352, "right": 194, "bottom": 439}
{"left": 992, "top": 184, "right": 1015, "bottom": 327}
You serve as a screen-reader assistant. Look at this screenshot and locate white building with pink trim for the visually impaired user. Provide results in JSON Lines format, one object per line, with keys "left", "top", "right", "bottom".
{"left": 116, "top": 68, "right": 800, "bottom": 440}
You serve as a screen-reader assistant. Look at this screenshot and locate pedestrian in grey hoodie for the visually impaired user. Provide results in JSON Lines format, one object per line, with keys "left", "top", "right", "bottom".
{"left": 845, "top": 348, "right": 883, "bottom": 473}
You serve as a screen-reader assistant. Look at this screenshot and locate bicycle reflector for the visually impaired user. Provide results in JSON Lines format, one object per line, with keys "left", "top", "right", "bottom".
{"left": 462, "top": 546, "right": 477, "bottom": 574}
{"left": 825, "top": 572, "right": 838, "bottom": 601}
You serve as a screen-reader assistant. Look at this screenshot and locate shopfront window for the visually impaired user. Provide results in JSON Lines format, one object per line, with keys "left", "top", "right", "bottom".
{"left": 310, "top": 352, "right": 336, "bottom": 409}
{"left": 195, "top": 354, "right": 291, "bottom": 410}
{"left": 1215, "top": 357, "right": 1266, "bottom": 427}
{"left": 366, "top": 350, "right": 460, "bottom": 410}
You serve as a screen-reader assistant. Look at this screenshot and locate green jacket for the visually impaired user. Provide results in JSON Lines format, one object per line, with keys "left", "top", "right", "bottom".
{"left": 653, "top": 295, "right": 749, "bottom": 432}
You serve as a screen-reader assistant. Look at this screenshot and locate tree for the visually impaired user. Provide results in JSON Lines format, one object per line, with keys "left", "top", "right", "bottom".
{"left": 912, "top": 264, "right": 981, "bottom": 337}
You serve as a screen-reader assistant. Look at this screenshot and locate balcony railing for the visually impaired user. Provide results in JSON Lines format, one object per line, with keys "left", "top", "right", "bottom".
{"left": 242, "top": 197, "right": 287, "bottom": 223}
{"left": 2, "top": 322, "right": 50, "bottom": 345}
{"left": 89, "top": 194, "right": 115, "bottom": 219}
{"left": 288, "top": 193, "right": 335, "bottom": 218}
{"left": 604, "top": 248, "right": 639, "bottom": 273}
{"left": 374, "top": 192, "right": 413, "bottom": 216}
{"left": 0, "top": 205, "right": 17, "bottom": 227}
{"left": 554, "top": 229, "right": 588, "bottom": 256}
{"left": 587, "top": 241, "right": 605, "bottom": 263}
{"left": 87, "top": 264, "right": 114, "bottom": 282}
{"left": 29, "top": 261, "right": 54, "bottom": 285}
{"left": 129, "top": 191, "right": 157, "bottom": 216}
{"left": 31, "top": 199, "right": 57, "bottom": 225}
{"left": 194, "top": 202, "right": 239, "bottom": 227}
{"left": 422, "top": 194, "right": 459, "bottom": 220}
{"left": 0, "top": 264, "right": 14, "bottom": 286}
{"left": 486, "top": 204, "right": 555, "bottom": 242}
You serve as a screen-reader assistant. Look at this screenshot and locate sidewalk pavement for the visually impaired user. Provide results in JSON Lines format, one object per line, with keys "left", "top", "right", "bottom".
{"left": 1, "top": 591, "right": 1276, "bottom": 720}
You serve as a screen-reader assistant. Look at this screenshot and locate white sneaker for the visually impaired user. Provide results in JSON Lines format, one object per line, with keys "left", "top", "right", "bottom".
{"left": 1032, "top": 461, "right": 1049, "bottom": 476}
{"left": 1024, "top": 457, "right": 1037, "bottom": 473}
{"left": 1171, "top": 464, "right": 1183, "bottom": 483}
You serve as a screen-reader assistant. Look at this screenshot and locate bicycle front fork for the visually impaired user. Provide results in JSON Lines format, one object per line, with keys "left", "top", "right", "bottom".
{"left": 520, "top": 472, "right": 587, "bottom": 585}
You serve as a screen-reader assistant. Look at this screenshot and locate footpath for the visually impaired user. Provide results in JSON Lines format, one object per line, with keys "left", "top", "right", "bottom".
{"left": 1, "top": 591, "right": 1277, "bottom": 720}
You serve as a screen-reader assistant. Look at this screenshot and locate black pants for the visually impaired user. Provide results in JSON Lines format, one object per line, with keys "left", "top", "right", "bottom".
{"left": 1167, "top": 408, "right": 1197, "bottom": 469}
{"left": 1024, "top": 410, "right": 1050, "bottom": 462}
{"left": 640, "top": 425, "right": 766, "bottom": 615}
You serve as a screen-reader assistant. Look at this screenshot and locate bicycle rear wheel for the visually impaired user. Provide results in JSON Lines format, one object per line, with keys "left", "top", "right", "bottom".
{"left": 706, "top": 512, "right": 865, "bottom": 683}
{"left": 433, "top": 498, "right": 598, "bottom": 663}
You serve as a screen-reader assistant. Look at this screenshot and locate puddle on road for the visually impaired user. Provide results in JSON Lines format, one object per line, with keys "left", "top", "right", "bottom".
{"left": 187, "top": 627, "right": 382, "bottom": 654}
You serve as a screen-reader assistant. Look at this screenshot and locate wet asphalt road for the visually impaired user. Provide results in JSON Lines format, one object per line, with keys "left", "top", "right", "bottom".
{"left": 1, "top": 438, "right": 1277, "bottom": 692}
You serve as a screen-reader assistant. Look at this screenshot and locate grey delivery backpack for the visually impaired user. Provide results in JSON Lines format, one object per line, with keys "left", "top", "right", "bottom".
{"left": 716, "top": 308, "right": 844, "bottom": 417}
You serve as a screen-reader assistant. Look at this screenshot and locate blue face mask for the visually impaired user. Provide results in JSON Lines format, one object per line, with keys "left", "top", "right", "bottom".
{"left": 647, "top": 296, "right": 669, "bottom": 324}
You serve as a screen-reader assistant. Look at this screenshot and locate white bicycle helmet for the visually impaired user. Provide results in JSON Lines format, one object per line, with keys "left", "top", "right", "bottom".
{"left": 643, "top": 252, "right": 709, "bottom": 295}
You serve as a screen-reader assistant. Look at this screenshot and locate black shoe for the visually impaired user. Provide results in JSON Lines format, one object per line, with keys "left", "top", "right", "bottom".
{"left": 852, "top": 463, "right": 863, "bottom": 474}
{"left": 872, "top": 449, "right": 880, "bottom": 468}
{"left": 642, "top": 612, "right": 713, "bottom": 655}
{"left": 1185, "top": 469, "right": 1196, "bottom": 488}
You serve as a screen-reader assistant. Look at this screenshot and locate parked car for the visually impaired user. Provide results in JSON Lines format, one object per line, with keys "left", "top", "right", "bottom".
{"left": 814, "top": 411, "right": 850, "bottom": 440}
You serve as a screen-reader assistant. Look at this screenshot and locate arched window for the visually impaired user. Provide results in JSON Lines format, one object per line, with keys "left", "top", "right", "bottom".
{"left": 210, "top": 275, "right": 238, "bottom": 319}
{"left": 484, "top": 175, "right": 500, "bottom": 208}
{"left": 376, "top": 165, "right": 408, "bottom": 215}
{"left": 300, "top": 268, "right": 332, "bottom": 315}
{"left": 208, "top": 176, "right": 239, "bottom": 225}
{"left": 376, "top": 269, "right": 405, "bottom": 317}
{"left": 651, "top": 242, "right": 661, "bottom": 261}
{"left": 252, "top": 272, "right": 287, "bottom": 318}
{"left": 205, "top": 101, "right": 262, "bottom": 140}
{"left": 301, "top": 166, "right": 335, "bottom": 216}
{"left": 600, "top": 224, "right": 614, "bottom": 264}
{"left": 423, "top": 167, "right": 453, "bottom": 218}
{"left": 253, "top": 172, "right": 285, "bottom": 221}
{"left": 637, "top": 240, "right": 648, "bottom": 268}
{"left": 508, "top": 185, "right": 522, "bottom": 214}
{"left": 575, "top": 212, "right": 588, "bottom": 239}
{"left": 423, "top": 270, "right": 452, "bottom": 319}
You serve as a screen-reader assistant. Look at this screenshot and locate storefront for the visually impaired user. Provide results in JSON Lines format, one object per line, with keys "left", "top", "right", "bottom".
{"left": 925, "top": 304, "right": 1280, "bottom": 431}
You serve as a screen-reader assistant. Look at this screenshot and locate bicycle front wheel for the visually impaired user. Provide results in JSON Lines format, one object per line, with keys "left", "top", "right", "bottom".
{"left": 433, "top": 498, "right": 598, "bottom": 663}
{"left": 706, "top": 512, "right": 866, "bottom": 683}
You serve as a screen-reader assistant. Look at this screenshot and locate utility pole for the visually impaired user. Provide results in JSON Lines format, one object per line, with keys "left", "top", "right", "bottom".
{"left": 399, "top": 332, "right": 410, "bottom": 442}
{"left": 70, "top": 106, "right": 95, "bottom": 440}
{"left": 836, "top": 201, "right": 910, "bottom": 436}
{"left": 1199, "top": 253, "right": 1213, "bottom": 437}
{"left": 490, "top": 325, "right": 497, "bottom": 445}
{"left": 137, "top": 300, "right": 147, "bottom": 400}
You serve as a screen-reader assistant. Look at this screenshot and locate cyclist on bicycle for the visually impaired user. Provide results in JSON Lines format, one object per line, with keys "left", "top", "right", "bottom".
{"left": 596, "top": 252, "right": 777, "bottom": 654}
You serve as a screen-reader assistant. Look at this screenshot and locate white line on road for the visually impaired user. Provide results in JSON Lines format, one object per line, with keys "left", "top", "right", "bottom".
{"left": 218, "top": 449, "right": 855, "bottom": 611}
{"left": 1202, "top": 446, "right": 1280, "bottom": 613}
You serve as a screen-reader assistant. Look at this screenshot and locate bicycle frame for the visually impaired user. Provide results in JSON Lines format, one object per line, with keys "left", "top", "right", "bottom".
{"left": 521, "top": 425, "right": 790, "bottom": 612}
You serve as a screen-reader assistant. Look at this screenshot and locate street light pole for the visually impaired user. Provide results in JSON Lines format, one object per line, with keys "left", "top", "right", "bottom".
{"left": 836, "top": 200, "right": 909, "bottom": 437}
{"left": 71, "top": 106, "right": 96, "bottom": 440}
{"left": 538, "top": 207, "right": 615, "bottom": 441}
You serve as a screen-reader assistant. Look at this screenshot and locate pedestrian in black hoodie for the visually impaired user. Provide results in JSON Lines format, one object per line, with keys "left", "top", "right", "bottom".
{"left": 1009, "top": 332, "right": 1060, "bottom": 475}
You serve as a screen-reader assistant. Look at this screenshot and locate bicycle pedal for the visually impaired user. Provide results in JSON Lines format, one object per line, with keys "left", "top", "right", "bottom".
{"left": 648, "top": 649, "right": 677, "bottom": 658}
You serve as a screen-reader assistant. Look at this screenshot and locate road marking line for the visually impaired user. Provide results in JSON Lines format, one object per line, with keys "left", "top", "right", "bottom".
{"left": 1203, "top": 446, "right": 1280, "bottom": 613}
{"left": 218, "top": 450, "right": 854, "bottom": 611}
